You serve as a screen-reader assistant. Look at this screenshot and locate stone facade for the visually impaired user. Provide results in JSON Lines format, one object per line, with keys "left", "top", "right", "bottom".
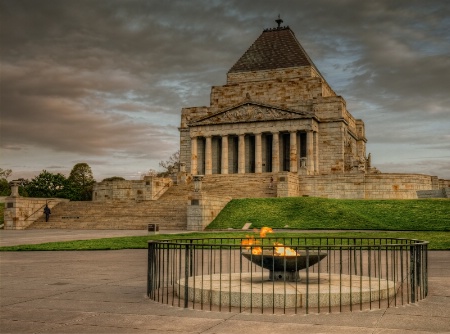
{"left": 180, "top": 27, "right": 367, "bottom": 180}
{"left": 179, "top": 24, "right": 448, "bottom": 200}
{"left": 180, "top": 75, "right": 361, "bottom": 178}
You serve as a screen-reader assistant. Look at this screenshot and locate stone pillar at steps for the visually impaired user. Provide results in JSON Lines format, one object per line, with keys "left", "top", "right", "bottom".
{"left": 187, "top": 175, "right": 231, "bottom": 231}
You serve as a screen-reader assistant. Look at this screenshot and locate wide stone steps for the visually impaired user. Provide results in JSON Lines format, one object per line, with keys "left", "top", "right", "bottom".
{"left": 26, "top": 176, "right": 275, "bottom": 230}
{"left": 202, "top": 174, "right": 276, "bottom": 198}
{"left": 28, "top": 184, "right": 190, "bottom": 230}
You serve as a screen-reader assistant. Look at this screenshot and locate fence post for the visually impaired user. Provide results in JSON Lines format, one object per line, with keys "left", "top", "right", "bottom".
{"left": 410, "top": 246, "right": 416, "bottom": 303}
{"left": 147, "top": 241, "right": 156, "bottom": 298}
{"left": 424, "top": 244, "right": 428, "bottom": 298}
{"left": 184, "top": 243, "right": 190, "bottom": 308}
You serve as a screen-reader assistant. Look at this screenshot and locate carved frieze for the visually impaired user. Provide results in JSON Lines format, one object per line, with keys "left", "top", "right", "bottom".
{"left": 189, "top": 103, "right": 311, "bottom": 126}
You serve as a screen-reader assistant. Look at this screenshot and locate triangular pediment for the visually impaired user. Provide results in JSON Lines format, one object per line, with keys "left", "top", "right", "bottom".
{"left": 189, "top": 102, "right": 312, "bottom": 126}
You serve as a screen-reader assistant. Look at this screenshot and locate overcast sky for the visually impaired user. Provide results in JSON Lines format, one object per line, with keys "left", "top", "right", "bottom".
{"left": 1, "top": 0, "right": 449, "bottom": 181}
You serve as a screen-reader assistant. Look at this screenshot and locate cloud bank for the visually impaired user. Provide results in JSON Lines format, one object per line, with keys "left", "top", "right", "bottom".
{"left": 1, "top": 0, "right": 449, "bottom": 180}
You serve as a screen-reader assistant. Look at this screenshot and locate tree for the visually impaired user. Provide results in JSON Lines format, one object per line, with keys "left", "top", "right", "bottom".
{"left": 157, "top": 150, "right": 180, "bottom": 177}
{"left": 0, "top": 168, "right": 13, "bottom": 195}
{"left": 0, "top": 169, "right": 29, "bottom": 196}
{"left": 0, "top": 178, "right": 10, "bottom": 196}
{"left": 145, "top": 169, "right": 158, "bottom": 177}
{"left": 67, "top": 163, "right": 96, "bottom": 201}
{"left": 25, "top": 170, "right": 66, "bottom": 198}
{"left": 102, "top": 176, "right": 125, "bottom": 182}
{"left": 0, "top": 168, "right": 12, "bottom": 179}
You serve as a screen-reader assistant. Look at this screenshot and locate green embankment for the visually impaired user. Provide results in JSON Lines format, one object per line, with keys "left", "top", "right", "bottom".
{"left": 0, "top": 198, "right": 449, "bottom": 251}
{"left": 207, "top": 197, "right": 450, "bottom": 231}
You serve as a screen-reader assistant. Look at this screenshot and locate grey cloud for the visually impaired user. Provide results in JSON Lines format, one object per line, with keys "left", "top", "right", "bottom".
{"left": 1, "top": 0, "right": 449, "bottom": 180}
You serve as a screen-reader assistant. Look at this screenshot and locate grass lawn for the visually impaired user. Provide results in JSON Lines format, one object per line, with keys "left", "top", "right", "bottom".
{"left": 207, "top": 197, "right": 450, "bottom": 231}
{"left": 0, "top": 197, "right": 448, "bottom": 251}
{"left": 0, "top": 231, "right": 448, "bottom": 251}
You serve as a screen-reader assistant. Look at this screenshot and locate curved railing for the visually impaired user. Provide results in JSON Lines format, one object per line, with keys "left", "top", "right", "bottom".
{"left": 147, "top": 237, "right": 428, "bottom": 314}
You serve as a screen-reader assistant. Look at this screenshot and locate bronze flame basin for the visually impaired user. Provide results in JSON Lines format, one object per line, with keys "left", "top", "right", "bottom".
{"left": 242, "top": 251, "right": 327, "bottom": 281}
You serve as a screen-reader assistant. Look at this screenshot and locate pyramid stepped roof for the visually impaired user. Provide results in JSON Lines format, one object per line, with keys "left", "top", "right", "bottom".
{"left": 228, "top": 26, "right": 322, "bottom": 77}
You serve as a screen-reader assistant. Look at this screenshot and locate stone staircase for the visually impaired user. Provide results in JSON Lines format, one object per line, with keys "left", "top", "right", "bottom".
{"left": 27, "top": 175, "right": 276, "bottom": 230}
{"left": 28, "top": 183, "right": 192, "bottom": 230}
{"left": 202, "top": 174, "right": 276, "bottom": 198}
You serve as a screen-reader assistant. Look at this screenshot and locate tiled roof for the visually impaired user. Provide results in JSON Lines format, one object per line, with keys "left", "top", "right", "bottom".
{"left": 228, "top": 27, "right": 320, "bottom": 74}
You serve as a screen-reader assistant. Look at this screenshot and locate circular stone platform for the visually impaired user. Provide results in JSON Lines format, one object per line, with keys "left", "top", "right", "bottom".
{"left": 176, "top": 273, "right": 396, "bottom": 308}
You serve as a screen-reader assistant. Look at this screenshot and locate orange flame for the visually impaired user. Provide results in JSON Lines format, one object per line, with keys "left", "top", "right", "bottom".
{"left": 241, "top": 236, "right": 262, "bottom": 255}
{"left": 251, "top": 247, "right": 262, "bottom": 255}
{"left": 241, "top": 236, "right": 256, "bottom": 248}
{"left": 273, "top": 242, "right": 298, "bottom": 256}
{"left": 241, "top": 227, "right": 298, "bottom": 256}
{"left": 259, "top": 227, "right": 273, "bottom": 238}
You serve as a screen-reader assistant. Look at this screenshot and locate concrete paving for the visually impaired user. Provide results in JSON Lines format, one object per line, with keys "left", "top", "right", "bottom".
{"left": 0, "top": 230, "right": 449, "bottom": 333}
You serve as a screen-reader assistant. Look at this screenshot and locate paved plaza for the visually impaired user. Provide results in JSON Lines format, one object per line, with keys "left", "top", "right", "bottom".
{"left": 1, "top": 230, "right": 449, "bottom": 333}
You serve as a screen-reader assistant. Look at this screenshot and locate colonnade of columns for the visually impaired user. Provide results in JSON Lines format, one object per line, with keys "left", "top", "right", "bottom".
{"left": 190, "top": 131, "right": 318, "bottom": 176}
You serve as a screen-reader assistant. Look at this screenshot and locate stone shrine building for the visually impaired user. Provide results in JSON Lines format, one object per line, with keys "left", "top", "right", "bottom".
{"left": 3, "top": 20, "right": 449, "bottom": 231}
{"left": 180, "top": 24, "right": 366, "bottom": 176}
{"left": 179, "top": 20, "right": 448, "bottom": 199}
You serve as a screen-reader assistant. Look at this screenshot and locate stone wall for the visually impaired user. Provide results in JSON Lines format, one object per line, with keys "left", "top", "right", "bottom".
{"left": 299, "top": 173, "right": 366, "bottom": 199}
{"left": 187, "top": 192, "right": 232, "bottom": 231}
{"left": 439, "top": 179, "right": 450, "bottom": 188}
{"left": 416, "top": 189, "right": 448, "bottom": 199}
{"left": 364, "top": 174, "right": 435, "bottom": 199}
{"left": 298, "top": 173, "right": 437, "bottom": 199}
{"left": 93, "top": 176, "right": 172, "bottom": 202}
{"left": 317, "top": 121, "right": 345, "bottom": 173}
{"left": 226, "top": 67, "right": 320, "bottom": 84}
{"left": 212, "top": 76, "right": 331, "bottom": 111}
{"left": 179, "top": 128, "right": 191, "bottom": 173}
{"left": 3, "top": 197, "right": 69, "bottom": 230}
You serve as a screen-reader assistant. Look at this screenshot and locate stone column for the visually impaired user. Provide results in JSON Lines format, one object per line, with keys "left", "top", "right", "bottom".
{"left": 205, "top": 136, "right": 212, "bottom": 175}
{"left": 314, "top": 131, "right": 319, "bottom": 174}
{"left": 238, "top": 134, "right": 245, "bottom": 174}
{"left": 272, "top": 132, "right": 279, "bottom": 173}
{"left": 255, "top": 133, "right": 262, "bottom": 173}
{"left": 191, "top": 137, "right": 198, "bottom": 175}
{"left": 290, "top": 131, "right": 298, "bottom": 173}
{"left": 221, "top": 135, "right": 228, "bottom": 174}
{"left": 306, "top": 131, "right": 314, "bottom": 173}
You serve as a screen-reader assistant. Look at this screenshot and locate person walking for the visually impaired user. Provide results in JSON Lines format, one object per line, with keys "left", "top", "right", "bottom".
{"left": 43, "top": 204, "right": 51, "bottom": 222}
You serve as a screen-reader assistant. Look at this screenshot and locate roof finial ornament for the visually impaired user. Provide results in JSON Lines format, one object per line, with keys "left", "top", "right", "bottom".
{"left": 275, "top": 15, "right": 283, "bottom": 28}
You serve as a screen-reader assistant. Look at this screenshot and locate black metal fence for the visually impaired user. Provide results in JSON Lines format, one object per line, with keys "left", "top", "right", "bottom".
{"left": 147, "top": 237, "right": 428, "bottom": 314}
